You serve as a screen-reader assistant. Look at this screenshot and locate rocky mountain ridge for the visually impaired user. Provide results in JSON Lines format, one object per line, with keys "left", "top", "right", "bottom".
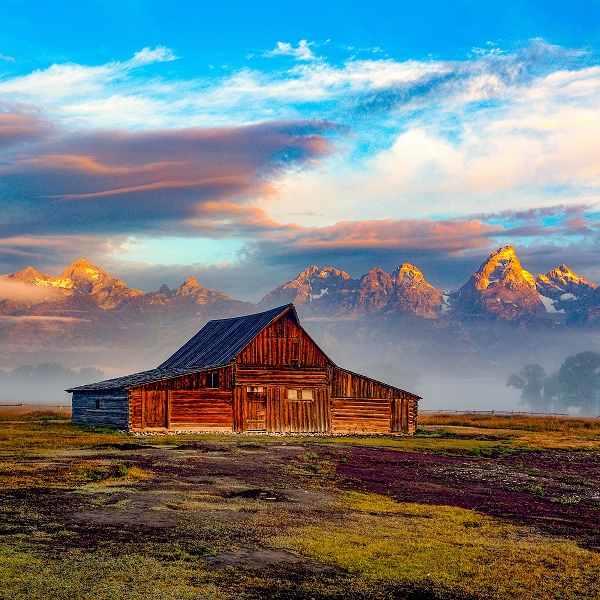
{"left": 2, "top": 247, "right": 600, "bottom": 340}
{"left": 1, "top": 258, "right": 250, "bottom": 325}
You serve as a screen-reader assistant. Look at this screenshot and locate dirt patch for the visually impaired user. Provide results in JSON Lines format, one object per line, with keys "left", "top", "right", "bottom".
{"left": 336, "top": 446, "right": 600, "bottom": 549}
{"left": 208, "top": 547, "right": 306, "bottom": 569}
{"left": 224, "top": 488, "right": 288, "bottom": 502}
{"left": 92, "top": 442, "right": 148, "bottom": 451}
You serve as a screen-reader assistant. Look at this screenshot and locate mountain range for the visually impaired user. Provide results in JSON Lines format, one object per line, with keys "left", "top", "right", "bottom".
{"left": 260, "top": 245, "right": 599, "bottom": 324}
{"left": 1, "top": 246, "right": 599, "bottom": 356}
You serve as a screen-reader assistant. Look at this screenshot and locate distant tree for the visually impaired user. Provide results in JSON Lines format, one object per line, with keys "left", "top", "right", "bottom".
{"left": 557, "top": 351, "right": 600, "bottom": 415}
{"left": 507, "top": 364, "right": 547, "bottom": 408}
{"left": 542, "top": 372, "right": 561, "bottom": 407}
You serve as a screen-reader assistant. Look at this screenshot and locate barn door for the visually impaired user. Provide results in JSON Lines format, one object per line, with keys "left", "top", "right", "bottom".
{"left": 390, "top": 398, "right": 404, "bottom": 433}
{"left": 143, "top": 390, "right": 168, "bottom": 428}
{"left": 244, "top": 387, "right": 266, "bottom": 431}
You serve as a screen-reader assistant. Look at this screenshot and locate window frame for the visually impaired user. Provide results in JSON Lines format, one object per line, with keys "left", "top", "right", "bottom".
{"left": 286, "top": 388, "right": 315, "bottom": 402}
{"left": 207, "top": 370, "right": 220, "bottom": 389}
{"left": 246, "top": 385, "right": 265, "bottom": 393}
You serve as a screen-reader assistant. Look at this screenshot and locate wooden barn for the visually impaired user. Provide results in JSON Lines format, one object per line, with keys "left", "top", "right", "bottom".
{"left": 68, "top": 304, "right": 420, "bottom": 434}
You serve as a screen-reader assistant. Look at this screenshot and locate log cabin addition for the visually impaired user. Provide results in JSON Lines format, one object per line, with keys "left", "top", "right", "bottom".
{"left": 67, "top": 304, "right": 420, "bottom": 434}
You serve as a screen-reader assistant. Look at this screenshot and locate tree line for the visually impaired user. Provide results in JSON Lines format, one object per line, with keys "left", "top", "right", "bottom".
{"left": 507, "top": 351, "right": 600, "bottom": 415}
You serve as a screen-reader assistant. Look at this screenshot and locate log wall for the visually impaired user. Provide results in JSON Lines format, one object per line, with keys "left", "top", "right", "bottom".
{"left": 72, "top": 390, "right": 129, "bottom": 429}
{"left": 331, "top": 397, "right": 391, "bottom": 433}
{"left": 128, "top": 388, "right": 233, "bottom": 431}
{"left": 169, "top": 389, "right": 233, "bottom": 430}
{"left": 331, "top": 367, "right": 419, "bottom": 433}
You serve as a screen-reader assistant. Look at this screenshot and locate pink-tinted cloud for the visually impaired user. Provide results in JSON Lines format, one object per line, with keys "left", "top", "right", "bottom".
{"left": 0, "top": 315, "right": 89, "bottom": 322}
{"left": 0, "top": 119, "right": 337, "bottom": 238}
{"left": 276, "top": 218, "right": 500, "bottom": 253}
{"left": 0, "top": 111, "right": 50, "bottom": 147}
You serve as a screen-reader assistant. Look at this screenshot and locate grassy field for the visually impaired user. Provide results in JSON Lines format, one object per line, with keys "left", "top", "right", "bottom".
{"left": 1, "top": 408, "right": 599, "bottom": 599}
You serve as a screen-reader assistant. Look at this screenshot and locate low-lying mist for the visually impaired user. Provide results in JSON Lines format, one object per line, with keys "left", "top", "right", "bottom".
{"left": 4, "top": 315, "right": 600, "bottom": 416}
{"left": 0, "top": 364, "right": 104, "bottom": 405}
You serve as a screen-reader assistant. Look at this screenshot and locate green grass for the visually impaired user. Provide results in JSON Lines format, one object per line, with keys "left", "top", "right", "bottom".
{"left": 0, "top": 545, "right": 223, "bottom": 600}
{"left": 275, "top": 491, "right": 600, "bottom": 600}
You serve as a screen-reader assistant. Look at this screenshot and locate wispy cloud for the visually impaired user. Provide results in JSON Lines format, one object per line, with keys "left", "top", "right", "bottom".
{"left": 265, "top": 40, "right": 316, "bottom": 61}
{"left": 0, "top": 116, "right": 337, "bottom": 240}
{"left": 0, "top": 278, "right": 62, "bottom": 303}
{"left": 128, "top": 46, "right": 177, "bottom": 67}
{"left": 0, "top": 53, "right": 14, "bottom": 63}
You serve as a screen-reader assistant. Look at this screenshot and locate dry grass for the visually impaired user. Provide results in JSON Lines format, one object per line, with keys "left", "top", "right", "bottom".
{"left": 420, "top": 412, "right": 600, "bottom": 433}
{"left": 0, "top": 404, "right": 71, "bottom": 421}
{"left": 417, "top": 413, "right": 600, "bottom": 450}
{"left": 0, "top": 421, "right": 123, "bottom": 450}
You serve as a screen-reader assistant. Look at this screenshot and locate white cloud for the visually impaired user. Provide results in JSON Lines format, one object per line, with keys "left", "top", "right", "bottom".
{"left": 265, "top": 40, "right": 316, "bottom": 61}
{"left": 0, "top": 46, "right": 177, "bottom": 106}
{"left": 128, "top": 46, "right": 178, "bottom": 67}
{"left": 0, "top": 53, "right": 14, "bottom": 63}
{"left": 262, "top": 62, "right": 600, "bottom": 224}
{"left": 0, "top": 38, "right": 581, "bottom": 131}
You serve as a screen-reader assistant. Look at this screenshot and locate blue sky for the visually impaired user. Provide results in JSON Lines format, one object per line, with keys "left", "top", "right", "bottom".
{"left": 1, "top": 1, "right": 600, "bottom": 298}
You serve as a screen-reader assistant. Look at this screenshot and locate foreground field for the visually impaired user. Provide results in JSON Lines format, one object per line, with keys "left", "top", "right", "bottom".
{"left": 1, "top": 411, "right": 599, "bottom": 599}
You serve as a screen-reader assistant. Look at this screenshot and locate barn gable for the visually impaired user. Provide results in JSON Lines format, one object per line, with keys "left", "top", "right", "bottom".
{"left": 237, "top": 309, "right": 330, "bottom": 368}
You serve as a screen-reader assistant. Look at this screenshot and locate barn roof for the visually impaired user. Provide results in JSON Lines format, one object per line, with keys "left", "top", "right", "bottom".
{"left": 67, "top": 304, "right": 295, "bottom": 391}
{"left": 158, "top": 304, "right": 295, "bottom": 370}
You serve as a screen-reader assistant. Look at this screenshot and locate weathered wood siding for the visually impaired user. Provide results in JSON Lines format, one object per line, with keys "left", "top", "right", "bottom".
{"left": 407, "top": 397, "right": 418, "bottom": 434}
{"left": 236, "top": 367, "right": 328, "bottom": 386}
{"left": 331, "top": 398, "right": 391, "bottom": 433}
{"left": 136, "top": 366, "right": 234, "bottom": 391}
{"left": 129, "top": 388, "right": 143, "bottom": 430}
{"left": 169, "top": 389, "right": 233, "bottom": 430}
{"left": 267, "top": 386, "right": 329, "bottom": 433}
{"left": 331, "top": 367, "right": 419, "bottom": 433}
{"left": 129, "top": 388, "right": 233, "bottom": 431}
{"left": 237, "top": 313, "right": 329, "bottom": 368}
{"left": 128, "top": 366, "right": 234, "bottom": 431}
{"left": 72, "top": 389, "right": 128, "bottom": 428}
{"left": 233, "top": 384, "right": 329, "bottom": 433}
{"left": 333, "top": 367, "right": 398, "bottom": 399}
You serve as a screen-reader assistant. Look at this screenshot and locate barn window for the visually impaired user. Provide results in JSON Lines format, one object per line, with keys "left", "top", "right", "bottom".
{"left": 95, "top": 398, "right": 102, "bottom": 409}
{"left": 246, "top": 386, "right": 264, "bottom": 393}
{"left": 207, "top": 371, "right": 220, "bottom": 388}
{"left": 286, "top": 388, "right": 314, "bottom": 401}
